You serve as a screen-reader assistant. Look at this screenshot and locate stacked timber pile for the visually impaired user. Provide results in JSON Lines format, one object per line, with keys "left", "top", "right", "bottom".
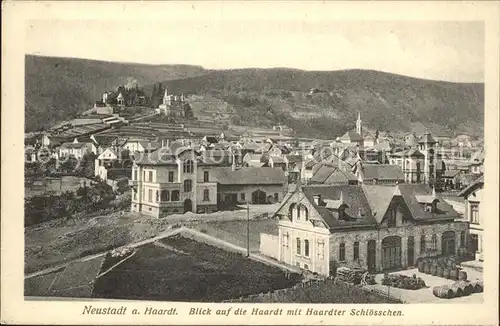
{"left": 336, "top": 267, "right": 365, "bottom": 285}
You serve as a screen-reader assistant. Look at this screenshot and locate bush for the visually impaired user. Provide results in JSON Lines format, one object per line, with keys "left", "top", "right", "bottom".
{"left": 25, "top": 180, "right": 117, "bottom": 227}
{"left": 382, "top": 273, "right": 426, "bottom": 290}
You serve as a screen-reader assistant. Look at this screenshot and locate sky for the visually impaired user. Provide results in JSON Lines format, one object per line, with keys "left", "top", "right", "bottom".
{"left": 25, "top": 20, "right": 484, "bottom": 83}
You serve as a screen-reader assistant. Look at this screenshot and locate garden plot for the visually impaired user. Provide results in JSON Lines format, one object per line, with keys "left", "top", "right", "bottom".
{"left": 25, "top": 256, "right": 105, "bottom": 298}
{"left": 92, "top": 234, "right": 302, "bottom": 302}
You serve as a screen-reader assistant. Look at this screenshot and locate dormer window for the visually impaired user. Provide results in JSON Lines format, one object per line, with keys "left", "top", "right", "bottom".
{"left": 388, "top": 207, "right": 397, "bottom": 227}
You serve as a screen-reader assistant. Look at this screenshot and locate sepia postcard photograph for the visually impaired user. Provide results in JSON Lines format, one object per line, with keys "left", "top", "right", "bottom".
{"left": 1, "top": 1, "right": 499, "bottom": 325}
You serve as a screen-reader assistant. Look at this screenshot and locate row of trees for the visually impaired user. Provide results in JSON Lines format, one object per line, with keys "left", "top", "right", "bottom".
{"left": 24, "top": 181, "right": 119, "bottom": 227}
{"left": 25, "top": 153, "right": 97, "bottom": 189}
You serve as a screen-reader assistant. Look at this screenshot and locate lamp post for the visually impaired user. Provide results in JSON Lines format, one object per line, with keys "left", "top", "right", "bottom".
{"left": 246, "top": 202, "right": 250, "bottom": 257}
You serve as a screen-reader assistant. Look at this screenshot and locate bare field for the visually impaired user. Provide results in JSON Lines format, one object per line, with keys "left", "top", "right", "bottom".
{"left": 24, "top": 204, "right": 278, "bottom": 274}
{"left": 93, "top": 235, "right": 302, "bottom": 302}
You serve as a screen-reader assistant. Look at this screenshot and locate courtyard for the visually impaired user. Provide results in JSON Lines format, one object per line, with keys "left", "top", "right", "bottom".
{"left": 366, "top": 266, "right": 483, "bottom": 303}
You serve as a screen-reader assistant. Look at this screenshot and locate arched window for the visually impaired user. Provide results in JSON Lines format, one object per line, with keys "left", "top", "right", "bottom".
{"left": 171, "top": 190, "right": 180, "bottom": 201}
{"left": 183, "top": 160, "right": 194, "bottom": 173}
{"left": 302, "top": 205, "right": 309, "bottom": 221}
{"left": 184, "top": 179, "right": 192, "bottom": 192}
{"left": 289, "top": 203, "right": 296, "bottom": 220}
{"left": 296, "top": 205, "right": 301, "bottom": 221}
{"left": 304, "top": 240, "right": 310, "bottom": 257}
{"left": 431, "top": 234, "right": 437, "bottom": 250}
{"left": 420, "top": 234, "right": 426, "bottom": 252}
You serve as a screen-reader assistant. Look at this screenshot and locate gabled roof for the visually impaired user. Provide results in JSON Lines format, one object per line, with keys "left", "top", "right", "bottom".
{"left": 372, "top": 140, "right": 392, "bottom": 151}
{"left": 98, "top": 147, "right": 119, "bottom": 159}
{"left": 389, "top": 148, "right": 425, "bottom": 158}
{"left": 134, "top": 150, "right": 177, "bottom": 166}
{"left": 243, "top": 153, "right": 263, "bottom": 161}
{"left": 418, "top": 133, "right": 437, "bottom": 144}
{"left": 310, "top": 164, "right": 358, "bottom": 184}
{"left": 242, "top": 142, "right": 271, "bottom": 153}
{"left": 443, "top": 170, "right": 461, "bottom": 178}
{"left": 360, "top": 164, "right": 404, "bottom": 181}
{"left": 60, "top": 142, "right": 88, "bottom": 149}
{"left": 362, "top": 185, "right": 399, "bottom": 223}
{"left": 286, "top": 154, "right": 303, "bottom": 164}
{"left": 471, "top": 149, "right": 484, "bottom": 163}
{"left": 199, "top": 150, "right": 232, "bottom": 165}
{"left": 397, "top": 184, "right": 458, "bottom": 221}
{"left": 339, "top": 130, "right": 364, "bottom": 142}
{"left": 270, "top": 156, "right": 287, "bottom": 164}
{"left": 137, "top": 141, "right": 160, "bottom": 151}
{"left": 301, "top": 185, "right": 378, "bottom": 229}
{"left": 405, "top": 133, "right": 419, "bottom": 147}
{"left": 212, "top": 167, "right": 286, "bottom": 185}
{"left": 203, "top": 136, "right": 219, "bottom": 144}
{"left": 364, "top": 184, "right": 457, "bottom": 222}
{"left": 458, "top": 175, "right": 484, "bottom": 197}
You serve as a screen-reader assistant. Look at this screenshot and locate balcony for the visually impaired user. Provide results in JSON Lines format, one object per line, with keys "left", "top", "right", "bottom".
{"left": 158, "top": 200, "right": 183, "bottom": 208}
{"left": 128, "top": 179, "right": 139, "bottom": 186}
{"left": 157, "top": 182, "right": 182, "bottom": 190}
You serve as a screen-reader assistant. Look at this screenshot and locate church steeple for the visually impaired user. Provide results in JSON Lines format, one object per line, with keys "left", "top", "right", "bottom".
{"left": 356, "top": 112, "right": 363, "bottom": 136}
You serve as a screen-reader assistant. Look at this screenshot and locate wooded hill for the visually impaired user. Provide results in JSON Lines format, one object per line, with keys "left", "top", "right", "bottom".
{"left": 25, "top": 55, "right": 484, "bottom": 139}
{"left": 158, "top": 68, "right": 484, "bottom": 139}
{"left": 25, "top": 55, "right": 205, "bottom": 131}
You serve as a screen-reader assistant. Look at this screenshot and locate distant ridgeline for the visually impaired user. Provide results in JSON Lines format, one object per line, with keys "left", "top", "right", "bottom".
{"left": 25, "top": 55, "right": 484, "bottom": 138}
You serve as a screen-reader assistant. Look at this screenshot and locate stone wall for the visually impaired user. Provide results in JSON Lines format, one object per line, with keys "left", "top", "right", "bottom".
{"left": 328, "top": 221, "right": 469, "bottom": 272}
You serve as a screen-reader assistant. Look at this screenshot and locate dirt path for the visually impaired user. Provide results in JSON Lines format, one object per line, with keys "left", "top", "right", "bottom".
{"left": 25, "top": 227, "right": 185, "bottom": 279}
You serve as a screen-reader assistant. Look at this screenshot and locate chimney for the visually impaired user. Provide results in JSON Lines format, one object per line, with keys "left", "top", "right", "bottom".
{"left": 313, "top": 194, "right": 321, "bottom": 205}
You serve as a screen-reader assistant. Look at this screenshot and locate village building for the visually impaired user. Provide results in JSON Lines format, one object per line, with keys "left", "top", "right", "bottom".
{"left": 262, "top": 182, "right": 468, "bottom": 275}
{"left": 442, "top": 170, "right": 462, "bottom": 190}
{"left": 458, "top": 175, "right": 484, "bottom": 262}
{"left": 130, "top": 141, "right": 287, "bottom": 217}
{"left": 387, "top": 132, "right": 444, "bottom": 185}
{"left": 334, "top": 113, "right": 377, "bottom": 147}
{"left": 469, "top": 149, "right": 484, "bottom": 175}
{"left": 353, "top": 163, "right": 405, "bottom": 185}
{"left": 308, "top": 161, "right": 358, "bottom": 186}
{"left": 212, "top": 167, "right": 287, "bottom": 205}
{"left": 157, "top": 88, "right": 191, "bottom": 117}
{"left": 58, "top": 139, "right": 96, "bottom": 159}
{"left": 122, "top": 139, "right": 160, "bottom": 153}
{"left": 130, "top": 147, "right": 224, "bottom": 217}
{"left": 94, "top": 147, "right": 121, "bottom": 180}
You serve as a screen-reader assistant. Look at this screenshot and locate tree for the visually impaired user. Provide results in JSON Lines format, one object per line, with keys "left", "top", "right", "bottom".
{"left": 76, "top": 152, "right": 96, "bottom": 178}
{"left": 152, "top": 84, "right": 157, "bottom": 98}
{"left": 24, "top": 162, "right": 42, "bottom": 189}
{"left": 59, "top": 156, "right": 78, "bottom": 173}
